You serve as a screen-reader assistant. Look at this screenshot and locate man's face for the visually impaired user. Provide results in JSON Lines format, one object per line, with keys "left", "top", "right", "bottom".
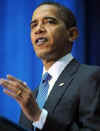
{"left": 31, "top": 5, "right": 70, "bottom": 61}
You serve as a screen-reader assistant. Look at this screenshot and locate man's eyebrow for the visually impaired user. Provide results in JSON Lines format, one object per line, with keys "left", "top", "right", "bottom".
{"left": 30, "top": 16, "right": 57, "bottom": 25}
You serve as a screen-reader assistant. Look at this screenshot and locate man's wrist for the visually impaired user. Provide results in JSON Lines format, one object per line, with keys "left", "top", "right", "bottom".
{"left": 33, "top": 109, "right": 42, "bottom": 122}
{"left": 32, "top": 109, "right": 48, "bottom": 129}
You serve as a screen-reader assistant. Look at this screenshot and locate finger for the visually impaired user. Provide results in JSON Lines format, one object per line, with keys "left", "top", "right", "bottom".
{"left": 7, "top": 74, "right": 27, "bottom": 87}
{"left": 3, "top": 88, "right": 31, "bottom": 103}
{"left": 0, "top": 79, "right": 5, "bottom": 85}
{"left": 0, "top": 79, "right": 19, "bottom": 93}
{"left": 0, "top": 79, "right": 29, "bottom": 99}
{"left": 3, "top": 88, "right": 22, "bottom": 101}
{"left": 7, "top": 74, "right": 19, "bottom": 81}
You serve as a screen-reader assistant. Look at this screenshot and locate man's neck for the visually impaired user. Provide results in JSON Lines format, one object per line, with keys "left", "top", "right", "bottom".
{"left": 42, "top": 60, "right": 55, "bottom": 71}
{"left": 42, "top": 52, "right": 71, "bottom": 70}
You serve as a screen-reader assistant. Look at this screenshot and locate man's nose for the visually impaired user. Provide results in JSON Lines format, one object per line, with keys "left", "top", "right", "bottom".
{"left": 35, "top": 24, "right": 46, "bottom": 34}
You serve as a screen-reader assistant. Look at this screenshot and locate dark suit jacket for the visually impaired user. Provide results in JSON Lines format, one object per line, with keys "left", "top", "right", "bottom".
{"left": 19, "top": 59, "right": 100, "bottom": 131}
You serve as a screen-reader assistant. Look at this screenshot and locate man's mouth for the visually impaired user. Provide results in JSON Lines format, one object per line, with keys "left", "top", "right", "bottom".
{"left": 35, "top": 37, "right": 48, "bottom": 46}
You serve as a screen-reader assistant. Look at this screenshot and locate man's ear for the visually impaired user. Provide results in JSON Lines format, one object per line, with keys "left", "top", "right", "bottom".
{"left": 68, "top": 27, "right": 79, "bottom": 42}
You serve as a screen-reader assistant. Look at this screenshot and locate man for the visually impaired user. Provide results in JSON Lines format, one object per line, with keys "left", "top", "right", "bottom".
{"left": 0, "top": 1, "right": 100, "bottom": 131}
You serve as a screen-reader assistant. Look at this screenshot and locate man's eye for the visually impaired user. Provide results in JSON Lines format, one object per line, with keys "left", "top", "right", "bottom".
{"left": 47, "top": 20, "right": 56, "bottom": 24}
{"left": 31, "top": 23, "right": 37, "bottom": 29}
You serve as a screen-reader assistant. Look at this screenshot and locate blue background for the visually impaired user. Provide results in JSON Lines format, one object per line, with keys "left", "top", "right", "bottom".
{"left": 0, "top": 0, "right": 100, "bottom": 123}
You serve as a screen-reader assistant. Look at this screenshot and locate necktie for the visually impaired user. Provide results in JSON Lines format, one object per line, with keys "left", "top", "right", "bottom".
{"left": 36, "top": 72, "right": 51, "bottom": 109}
{"left": 34, "top": 72, "right": 51, "bottom": 131}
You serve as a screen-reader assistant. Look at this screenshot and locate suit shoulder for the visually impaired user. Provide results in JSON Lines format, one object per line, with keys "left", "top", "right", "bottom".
{"left": 78, "top": 64, "right": 100, "bottom": 76}
{"left": 75, "top": 64, "right": 100, "bottom": 91}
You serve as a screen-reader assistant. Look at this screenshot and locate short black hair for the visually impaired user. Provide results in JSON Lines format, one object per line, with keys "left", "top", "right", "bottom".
{"left": 37, "top": 1, "right": 77, "bottom": 29}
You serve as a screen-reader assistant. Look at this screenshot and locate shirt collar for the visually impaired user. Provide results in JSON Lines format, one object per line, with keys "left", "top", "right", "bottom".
{"left": 43, "top": 53, "right": 74, "bottom": 80}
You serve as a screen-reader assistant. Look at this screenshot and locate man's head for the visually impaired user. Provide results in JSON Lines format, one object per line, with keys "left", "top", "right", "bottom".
{"left": 31, "top": 2, "right": 78, "bottom": 62}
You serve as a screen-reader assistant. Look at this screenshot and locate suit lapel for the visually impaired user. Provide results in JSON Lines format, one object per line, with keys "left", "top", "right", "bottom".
{"left": 44, "top": 59, "right": 80, "bottom": 113}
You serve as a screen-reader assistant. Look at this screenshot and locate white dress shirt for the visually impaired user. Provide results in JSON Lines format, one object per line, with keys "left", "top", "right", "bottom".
{"left": 32, "top": 53, "right": 74, "bottom": 129}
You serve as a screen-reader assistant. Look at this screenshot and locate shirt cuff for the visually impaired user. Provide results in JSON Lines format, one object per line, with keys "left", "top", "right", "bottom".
{"left": 32, "top": 109, "right": 48, "bottom": 130}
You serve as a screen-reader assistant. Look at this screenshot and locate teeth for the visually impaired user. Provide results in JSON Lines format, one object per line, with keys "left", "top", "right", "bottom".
{"left": 36, "top": 38, "right": 47, "bottom": 45}
{"left": 38, "top": 39, "right": 46, "bottom": 42}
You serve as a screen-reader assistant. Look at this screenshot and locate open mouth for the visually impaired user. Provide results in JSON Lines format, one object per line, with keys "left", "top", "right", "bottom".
{"left": 35, "top": 37, "right": 48, "bottom": 46}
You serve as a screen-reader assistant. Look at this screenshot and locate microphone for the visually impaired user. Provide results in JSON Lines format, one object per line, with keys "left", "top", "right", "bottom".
{"left": 0, "top": 116, "right": 29, "bottom": 131}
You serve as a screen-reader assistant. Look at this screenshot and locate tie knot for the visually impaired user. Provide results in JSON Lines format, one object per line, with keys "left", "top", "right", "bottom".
{"left": 42, "top": 72, "right": 51, "bottom": 83}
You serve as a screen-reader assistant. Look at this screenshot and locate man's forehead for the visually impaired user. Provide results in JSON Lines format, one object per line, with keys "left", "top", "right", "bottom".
{"left": 32, "top": 4, "right": 58, "bottom": 18}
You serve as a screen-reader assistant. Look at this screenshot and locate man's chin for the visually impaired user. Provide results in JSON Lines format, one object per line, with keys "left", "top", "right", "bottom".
{"left": 36, "top": 52, "right": 60, "bottom": 62}
{"left": 36, "top": 53, "right": 51, "bottom": 61}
